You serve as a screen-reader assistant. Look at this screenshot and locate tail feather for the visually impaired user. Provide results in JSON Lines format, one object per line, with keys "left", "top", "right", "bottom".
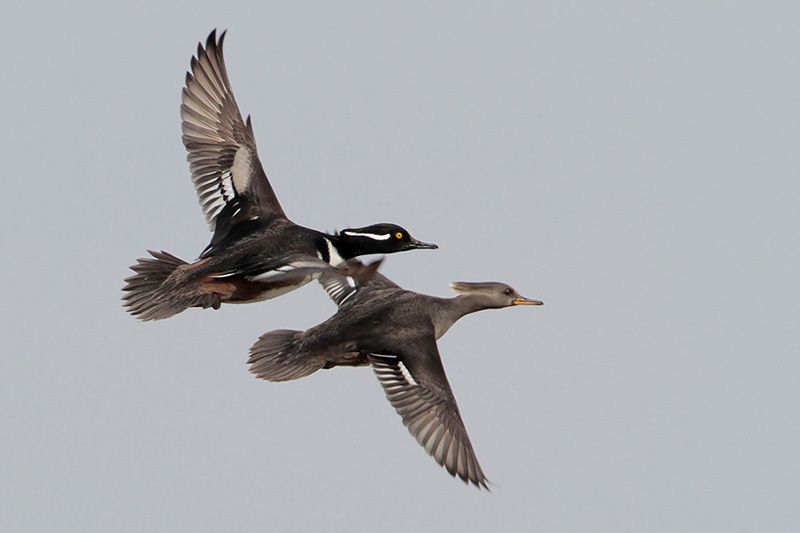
{"left": 248, "top": 329, "right": 324, "bottom": 382}
{"left": 122, "top": 250, "right": 219, "bottom": 321}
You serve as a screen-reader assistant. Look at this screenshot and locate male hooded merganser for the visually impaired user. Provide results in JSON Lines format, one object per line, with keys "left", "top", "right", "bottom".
{"left": 123, "top": 31, "right": 436, "bottom": 321}
{"left": 247, "top": 261, "right": 543, "bottom": 489}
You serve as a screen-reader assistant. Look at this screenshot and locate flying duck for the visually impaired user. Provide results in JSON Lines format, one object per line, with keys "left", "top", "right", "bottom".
{"left": 123, "top": 31, "right": 436, "bottom": 321}
{"left": 247, "top": 260, "right": 543, "bottom": 488}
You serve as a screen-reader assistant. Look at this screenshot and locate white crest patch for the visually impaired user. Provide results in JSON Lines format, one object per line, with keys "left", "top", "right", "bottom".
{"left": 341, "top": 231, "right": 391, "bottom": 241}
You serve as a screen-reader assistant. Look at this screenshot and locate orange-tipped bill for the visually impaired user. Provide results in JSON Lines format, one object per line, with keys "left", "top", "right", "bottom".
{"left": 513, "top": 297, "right": 543, "bottom": 306}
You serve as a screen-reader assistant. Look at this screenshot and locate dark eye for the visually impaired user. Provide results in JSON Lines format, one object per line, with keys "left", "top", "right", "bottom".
{"left": 503, "top": 288, "right": 513, "bottom": 296}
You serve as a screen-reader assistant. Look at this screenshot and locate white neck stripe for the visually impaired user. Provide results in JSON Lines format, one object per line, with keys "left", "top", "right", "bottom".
{"left": 325, "top": 238, "right": 345, "bottom": 266}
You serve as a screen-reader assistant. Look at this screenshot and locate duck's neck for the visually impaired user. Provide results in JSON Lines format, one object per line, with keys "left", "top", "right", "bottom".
{"left": 433, "top": 294, "right": 495, "bottom": 339}
{"left": 317, "top": 234, "right": 351, "bottom": 265}
{"left": 324, "top": 233, "right": 365, "bottom": 262}
{"left": 452, "top": 293, "right": 495, "bottom": 317}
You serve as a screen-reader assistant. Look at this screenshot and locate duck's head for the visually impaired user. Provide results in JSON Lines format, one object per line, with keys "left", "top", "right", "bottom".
{"left": 337, "top": 224, "right": 438, "bottom": 257}
{"left": 450, "top": 281, "right": 543, "bottom": 309}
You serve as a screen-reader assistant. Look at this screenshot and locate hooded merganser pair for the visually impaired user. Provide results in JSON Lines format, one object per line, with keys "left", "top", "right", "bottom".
{"left": 124, "top": 31, "right": 544, "bottom": 490}
{"left": 248, "top": 260, "right": 543, "bottom": 489}
{"left": 123, "top": 31, "right": 435, "bottom": 321}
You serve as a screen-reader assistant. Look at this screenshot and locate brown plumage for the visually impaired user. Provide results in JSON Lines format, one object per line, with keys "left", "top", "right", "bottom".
{"left": 248, "top": 261, "right": 543, "bottom": 489}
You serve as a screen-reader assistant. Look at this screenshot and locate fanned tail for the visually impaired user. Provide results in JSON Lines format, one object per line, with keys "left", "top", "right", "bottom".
{"left": 248, "top": 329, "right": 324, "bottom": 382}
{"left": 122, "top": 250, "right": 219, "bottom": 321}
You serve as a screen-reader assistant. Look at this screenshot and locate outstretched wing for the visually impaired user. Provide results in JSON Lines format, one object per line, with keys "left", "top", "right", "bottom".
{"left": 369, "top": 336, "right": 489, "bottom": 489}
{"left": 181, "top": 30, "right": 285, "bottom": 231}
{"left": 318, "top": 268, "right": 361, "bottom": 307}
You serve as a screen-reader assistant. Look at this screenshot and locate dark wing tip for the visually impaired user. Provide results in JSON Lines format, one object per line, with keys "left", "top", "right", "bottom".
{"left": 205, "top": 28, "right": 217, "bottom": 49}
{"left": 370, "top": 351, "right": 490, "bottom": 490}
{"left": 201, "top": 28, "right": 227, "bottom": 56}
{"left": 195, "top": 29, "right": 223, "bottom": 61}
{"left": 462, "top": 465, "right": 491, "bottom": 490}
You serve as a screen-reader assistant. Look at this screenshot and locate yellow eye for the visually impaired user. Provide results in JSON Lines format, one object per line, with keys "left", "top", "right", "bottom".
{"left": 395, "top": 232, "right": 403, "bottom": 239}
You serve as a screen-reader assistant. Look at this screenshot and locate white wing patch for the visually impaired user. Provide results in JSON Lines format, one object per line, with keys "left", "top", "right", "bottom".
{"left": 320, "top": 271, "right": 358, "bottom": 307}
{"left": 241, "top": 260, "right": 323, "bottom": 282}
{"left": 398, "top": 360, "right": 418, "bottom": 386}
{"left": 218, "top": 169, "right": 236, "bottom": 200}
{"left": 338, "top": 284, "right": 357, "bottom": 305}
{"left": 371, "top": 354, "right": 418, "bottom": 386}
{"left": 245, "top": 268, "right": 293, "bottom": 282}
{"left": 209, "top": 271, "right": 239, "bottom": 279}
{"left": 288, "top": 259, "right": 327, "bottom": 269}
{"left": 341, "top": 231, "right": 391, "bottom": 241}
{"left": 231, "top": 146, "right": 253, "bottom": 193}
{"left": 201, "top": 168, "right": 236, "bottom": 224}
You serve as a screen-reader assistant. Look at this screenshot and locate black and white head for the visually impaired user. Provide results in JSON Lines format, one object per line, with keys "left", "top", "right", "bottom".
{"left": 337, "top": 224, "right": 438, "bottom": 257}
{"left": 449, "top": 282, "right": 543, "bottom": 309}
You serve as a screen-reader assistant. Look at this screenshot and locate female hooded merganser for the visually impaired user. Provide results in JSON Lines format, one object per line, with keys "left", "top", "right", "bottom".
{"left": 123, "top": 31, "right": 436, "bottom": 321}
{"left": 247, "top": 261, "right": 543, "bottom": 489}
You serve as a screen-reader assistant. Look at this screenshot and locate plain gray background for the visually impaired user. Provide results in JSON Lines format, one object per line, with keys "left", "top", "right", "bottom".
{"left": 1, "top": 2, "right": 798, "bottom": 532}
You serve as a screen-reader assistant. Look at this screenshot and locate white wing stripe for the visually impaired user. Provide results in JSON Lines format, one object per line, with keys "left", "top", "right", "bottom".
{"left": 398, "top": 361, "right": 418, "bottom": 386}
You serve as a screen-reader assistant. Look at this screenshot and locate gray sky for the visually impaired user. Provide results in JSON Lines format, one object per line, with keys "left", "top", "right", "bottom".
{"left": 2, "top": 2, "right": 798, "bottom": 532}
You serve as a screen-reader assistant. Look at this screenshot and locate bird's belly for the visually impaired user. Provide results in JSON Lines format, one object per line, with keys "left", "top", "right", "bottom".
{"left": 199, "top": 274, "right": 314, "bottom": 304}
{"left": 323, "top": 351, "right": 369, "bottom": 369}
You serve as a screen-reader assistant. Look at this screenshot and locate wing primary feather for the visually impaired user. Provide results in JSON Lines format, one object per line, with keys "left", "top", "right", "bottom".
{"left": 181, "top": 30, "right": 286, "bottom": 231}
{"left": 368, "top": 345, "right": 489, "bottom": 489}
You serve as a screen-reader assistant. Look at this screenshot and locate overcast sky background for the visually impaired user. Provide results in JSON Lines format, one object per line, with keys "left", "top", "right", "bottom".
{"left": 2, "top": 2, "right": 798, "bottom": 532}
